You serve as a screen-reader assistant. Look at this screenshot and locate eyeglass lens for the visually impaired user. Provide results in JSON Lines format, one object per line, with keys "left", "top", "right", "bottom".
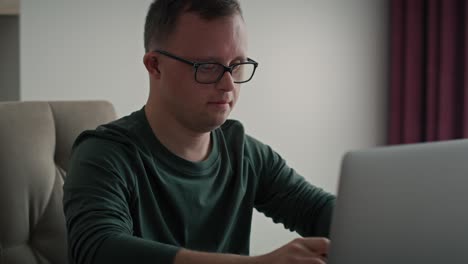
{"left": 196, "top": 63, "right": 255, "bottom": 83}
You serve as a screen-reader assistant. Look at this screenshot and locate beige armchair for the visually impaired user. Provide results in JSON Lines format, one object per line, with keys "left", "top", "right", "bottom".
{"left": 0, "top": 101, "right": 117, "bottom": 264}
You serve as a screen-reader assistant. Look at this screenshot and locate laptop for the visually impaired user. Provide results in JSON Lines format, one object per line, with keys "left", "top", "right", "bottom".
{"left": 328, "top": 139, "right": 468, "bottom": 264}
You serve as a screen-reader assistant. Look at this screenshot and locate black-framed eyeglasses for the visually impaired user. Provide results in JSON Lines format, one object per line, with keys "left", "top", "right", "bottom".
{"left": 154, "top": 49, "right": 259, "bottom": 84}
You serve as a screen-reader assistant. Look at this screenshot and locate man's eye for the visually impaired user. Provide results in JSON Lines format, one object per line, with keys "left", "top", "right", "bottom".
{"left": 232, "top": 65, "right": 241, "bottom": 72}
{"left": 199, "top": 64, "right": 219, "bottom": 72}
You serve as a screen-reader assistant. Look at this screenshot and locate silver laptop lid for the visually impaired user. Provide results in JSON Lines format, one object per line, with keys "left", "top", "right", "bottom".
{"left": 329, "top": 139, "right": 468, "bottom": 264}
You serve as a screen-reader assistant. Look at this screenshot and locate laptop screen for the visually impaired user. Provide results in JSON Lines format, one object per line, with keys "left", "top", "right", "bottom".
{"left": 328, "top": 140, "right": 468, "bottom": 264}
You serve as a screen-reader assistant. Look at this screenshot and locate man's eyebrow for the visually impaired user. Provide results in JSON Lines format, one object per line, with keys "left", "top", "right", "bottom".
{"left": 189, "top": 55, "right": 248, "bottom": 63}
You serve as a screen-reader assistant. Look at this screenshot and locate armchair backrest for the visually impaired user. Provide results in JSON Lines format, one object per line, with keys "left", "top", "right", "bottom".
{"left": 0, "top": 101, "right": 117, "bottom": 264}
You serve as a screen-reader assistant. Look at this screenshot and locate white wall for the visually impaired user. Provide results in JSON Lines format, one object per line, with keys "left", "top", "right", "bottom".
{"left": 235, "top": 0, "right": 389, "bottom": 254}
{"left": 20, "top": 0, "right": 152, "bottom": 115}
{"left": 21, "top": 0, "right": 388, "bottom": 256}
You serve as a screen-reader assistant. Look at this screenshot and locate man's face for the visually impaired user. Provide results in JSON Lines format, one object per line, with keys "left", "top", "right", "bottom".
{"left": 153, "top": 12, "right": 248, "bottom": 133}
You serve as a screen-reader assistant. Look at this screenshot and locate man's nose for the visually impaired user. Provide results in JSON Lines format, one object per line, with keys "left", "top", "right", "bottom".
{"left": 216, "top": 71, "right": 236, "bottom": 91}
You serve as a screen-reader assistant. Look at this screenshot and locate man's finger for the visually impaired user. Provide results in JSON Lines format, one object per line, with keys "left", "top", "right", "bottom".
{"left": 296, "top": 256, "right": 327, "bottom": 264}
{"left": 300, "top": 237, "right": 330, "bottom": 255}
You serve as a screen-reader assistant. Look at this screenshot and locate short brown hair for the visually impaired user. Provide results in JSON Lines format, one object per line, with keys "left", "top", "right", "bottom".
{"left": 144, "top": 0, "right": 243, "bottom": 52}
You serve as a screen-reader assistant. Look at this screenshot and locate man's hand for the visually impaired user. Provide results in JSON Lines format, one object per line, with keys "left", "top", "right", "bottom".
{"left": 253, "top": 237, "right": 330, "bottom": 264}
{"left": 174, "top": 237, "right": 330, "bottom": 264}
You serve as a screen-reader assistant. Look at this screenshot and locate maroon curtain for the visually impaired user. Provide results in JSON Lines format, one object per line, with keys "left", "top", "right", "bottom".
{"left": 389, "top": 0, "right": 468, "bottom": 144}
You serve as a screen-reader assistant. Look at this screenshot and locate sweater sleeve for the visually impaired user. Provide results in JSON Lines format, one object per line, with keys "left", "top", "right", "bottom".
{"left": 63, "top": 136, "right": 180, "bottom": 264}
{"left": 250, "top": 136, "right": 336, "bottom": 238}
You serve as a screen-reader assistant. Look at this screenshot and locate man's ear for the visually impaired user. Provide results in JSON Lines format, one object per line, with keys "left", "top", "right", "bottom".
{"left": 143, "top": 52, "right": 161, "bottom": 78}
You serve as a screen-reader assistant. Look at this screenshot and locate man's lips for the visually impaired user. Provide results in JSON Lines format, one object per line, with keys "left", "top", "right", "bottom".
{"left": 208, "top": 100, "right": 230, "bottom": 104}
{"left": 207, "top": 100, "right": 231, "bottom": 110}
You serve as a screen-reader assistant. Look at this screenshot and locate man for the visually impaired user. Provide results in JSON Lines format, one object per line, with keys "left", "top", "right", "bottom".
{"left": 63, "top": 0, "right": 336, "bottom": 263}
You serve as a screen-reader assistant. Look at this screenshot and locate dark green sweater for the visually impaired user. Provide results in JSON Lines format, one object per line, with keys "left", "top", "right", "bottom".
{"left": 63, "top": 107, "right": 335, "bottom": 264}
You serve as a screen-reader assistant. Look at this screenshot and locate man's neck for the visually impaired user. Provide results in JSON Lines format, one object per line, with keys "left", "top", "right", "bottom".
{"left": 144, "top": 103, "right": 212, "bottom": 162}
